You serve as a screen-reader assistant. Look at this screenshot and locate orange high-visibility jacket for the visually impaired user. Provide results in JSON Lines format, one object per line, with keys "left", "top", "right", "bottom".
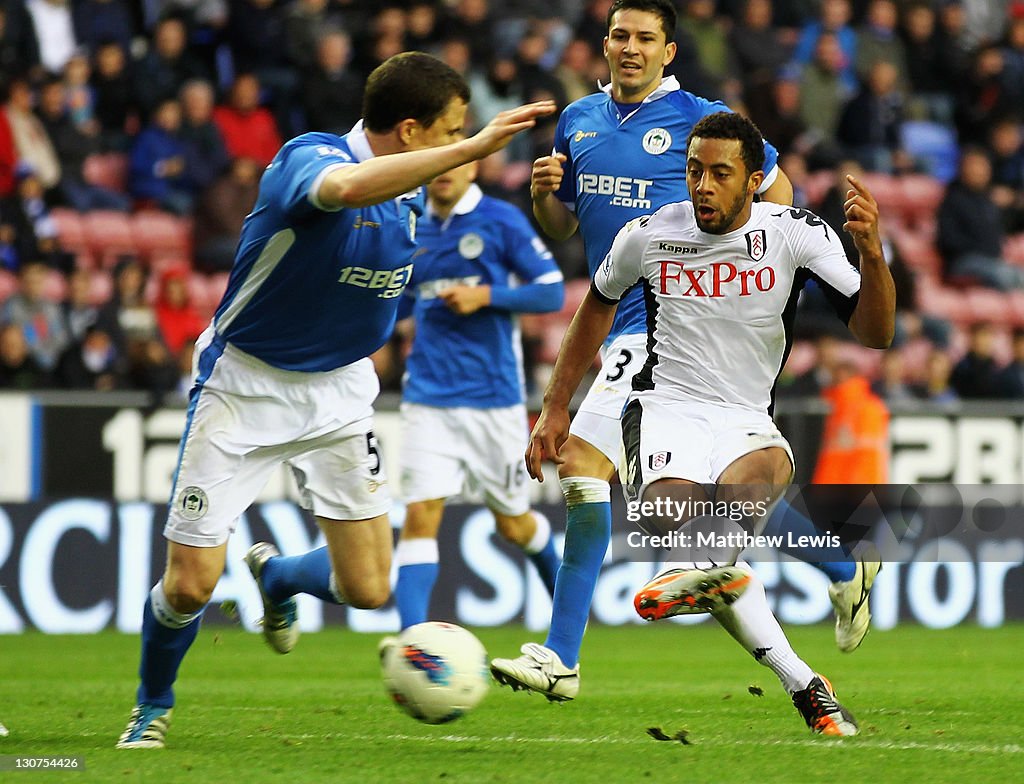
{"left": 812, "top": 376, "right": 890, "bottom": 484}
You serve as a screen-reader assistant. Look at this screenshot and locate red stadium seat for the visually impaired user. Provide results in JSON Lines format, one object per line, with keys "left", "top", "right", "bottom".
{"left": 1003, "top": 233, "right": 1024, "bottom": 266}
{"left": 207, "top": 272, "right": 230, "bottom": 308}
{"left": 965, "top": 287, "right": 1014, "bottom": 326}
{"left": 859, "top": 172, "right": 903, "bottom": 216}
{"left": 899, "top": 174, "right": 945, "bottom": 227}
{"left": 1008, "top": 291, "right": 1024, "bottom": 327}
{"left": 83, "top": 153, "right": 129, "bottom": 193}
{"left": 50, "top": 207, "right": 89, "bottom": 256}
{"left": 131, "top": 210, "right": 193, "bottom": 262}
{"left": 891, "top": 228, "right": 943, "bottom": 277}
{"left": 801, "top": 171, "right": 834, "bottom": 209}
{"left": 82, "top": 210, "right": 138, "bottom": 266}
{"left": 916, "top": 277, "right": 972, "bottom": 324}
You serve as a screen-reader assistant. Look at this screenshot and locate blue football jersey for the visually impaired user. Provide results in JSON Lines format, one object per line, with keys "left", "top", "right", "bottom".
{"left": 553, "top": 76, "right": 780, "bottom": 341}
{"left": 211, "top": 124, "right": 423, "bottom": 371}
{"left": 403, "top": 184, "right": 563, "bottom": 408}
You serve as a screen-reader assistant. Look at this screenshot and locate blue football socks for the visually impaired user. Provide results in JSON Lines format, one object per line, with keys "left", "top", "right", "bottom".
{"left": 763, "top": 498, "right": 856, "bottom": 583}
{"left": 261, "top": 547, "right": 341, "bottom": 604}
{"left": 137, "top": 583, "right": 203, "bottom": 708}
{"left": 544, "top": 478, "right": 611, "bottom": 669}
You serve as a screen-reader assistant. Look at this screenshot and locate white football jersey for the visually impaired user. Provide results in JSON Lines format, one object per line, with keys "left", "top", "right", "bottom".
{"left": 592, "top": 200, "right": 862, "bottom": 414}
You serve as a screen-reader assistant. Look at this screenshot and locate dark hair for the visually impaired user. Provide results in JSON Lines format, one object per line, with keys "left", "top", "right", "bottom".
{"left": 606, "top": 0, "right": 677, "bottom": 42}
{"left": 687, "top": 112, "right": 766, "bottom": 176}
{"left": 362, "top": 52, "right": 471, "bottom": 134}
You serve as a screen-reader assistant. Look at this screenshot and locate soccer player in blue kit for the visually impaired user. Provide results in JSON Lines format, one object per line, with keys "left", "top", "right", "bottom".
{"left": 392, "top": 160, "right": 565, "bottom": 629}
{"left": 491, "top": 0, "right": 879, "bottom": 702}
{"left": 116, "top": 52, "right": 555, "bottom": 749}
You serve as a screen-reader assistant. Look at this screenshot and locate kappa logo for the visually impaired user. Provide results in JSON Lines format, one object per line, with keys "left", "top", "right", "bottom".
{"left": 745, "top": 229, "right": 766, "bottom": 261}
{"left": 574, "top": 130, "right": 598, "bottom": 142}
{"left": 642, "top": 127, "right": 672, "bottom": 155}
{"left": 649, "top": 451, "right": 672, "bottom": 470}
{"left": 177, "top": 486, "right": 209, "bottom": 521}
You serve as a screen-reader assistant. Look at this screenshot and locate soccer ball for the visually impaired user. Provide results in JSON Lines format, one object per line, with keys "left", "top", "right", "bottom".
{"left": 381, "top": 622, "right": 489, "bottom": 725}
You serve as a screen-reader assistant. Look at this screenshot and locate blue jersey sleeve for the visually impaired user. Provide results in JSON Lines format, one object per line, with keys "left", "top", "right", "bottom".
{"left": 552, "top": 109, "right": 577, "bottom": 207}
{"left": 490, "top": 207, "right": 564, "bottom": 313}
{"left": 274, "top": 139, "right": 356, "bottom": 220}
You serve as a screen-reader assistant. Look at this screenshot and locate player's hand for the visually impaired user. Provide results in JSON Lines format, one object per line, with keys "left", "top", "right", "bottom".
{"left": 842, "top": 175, "right": 883, "bottom": 256}
{"left": 440, "top": 285, "right": 490, "bottom": 315}
{"left": 467, "top": 101, "right": 557, "bottom": 160}
{"left": 530, "top": 153, "right": 567, "bottom": 200}
{"left": 525, "top": 405, "right": 570, "bottom": 481}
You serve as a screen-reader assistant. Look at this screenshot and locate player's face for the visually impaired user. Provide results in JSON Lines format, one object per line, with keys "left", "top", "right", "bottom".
{"left": 686, "top": 137, "right": 762, "bottom": 234}
{"left": 603, "top": 10, "right": 676, "bottom": 102}
{"left": 428, "top": 161, "right": 478, "bottom": 207}
{"left": 409, "top": 97, "right": 469, "bottom": 151}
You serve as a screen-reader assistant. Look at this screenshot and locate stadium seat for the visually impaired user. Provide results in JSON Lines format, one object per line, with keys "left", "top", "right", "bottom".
{"left": 131, "top": 210, "right": 193, "bottom": 262}
{"left": 1008, "top": 291, "right": 1024, "bottom": 327}
{"left": 899, "top": 174, "right": 945, "bottom": 227}
{"left": 891, "top": 229, "right": 943, "bottom": 277}
{"left": 82, "top": 210, "right": 138, "bottom": 266}
{"left": 899, "top": 121, "right": 959, "bottom": 183}
{"left": 916, "top": 277, "right": 972, "bottom": 324}
{"left": 50, "top": 207, "right": 90, "bottom": 259}
{"left": 801, "top": 170, "right": 835, "bottom": 209}
{"left": 965, "top": 287, "right": 1014, "bottom": 326}
{"left": 82, "top": 153, "right": 129, "bottom": 193}
{"left": 859, "top": 172, "right": 903, "bottom": 215}
{"left": 207, "top": 271, "right": 230, "bottom": 306}
{"left": 782, "top": 340, "right": 815, "bottom": 376}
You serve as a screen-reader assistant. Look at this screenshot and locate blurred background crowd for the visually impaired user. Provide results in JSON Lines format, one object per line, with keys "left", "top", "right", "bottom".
{"left": 2, "top": 0, "right": 1024, "bottom": 407}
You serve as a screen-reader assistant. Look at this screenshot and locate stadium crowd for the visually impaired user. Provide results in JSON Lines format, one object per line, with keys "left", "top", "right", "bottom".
{"left": 2, "top": 0, "right": 1024, "bottom": 403}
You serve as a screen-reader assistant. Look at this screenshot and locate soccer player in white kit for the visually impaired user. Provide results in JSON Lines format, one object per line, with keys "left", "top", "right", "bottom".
{"left": 518, "top": 112, "right": 895, "bottom": 735}
{"left": 115, "top": 52, "right": 555, "bottom": 749}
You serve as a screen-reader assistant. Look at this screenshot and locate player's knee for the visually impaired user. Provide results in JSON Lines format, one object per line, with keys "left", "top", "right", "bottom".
{"left": 556, "top": 437, "right": 614, "bottom": 481}
{"left": 345, "top": 578, "right": 391, "bottom": 609}
{"left": 162, "top": 579, "right": 214, "bottom": 613}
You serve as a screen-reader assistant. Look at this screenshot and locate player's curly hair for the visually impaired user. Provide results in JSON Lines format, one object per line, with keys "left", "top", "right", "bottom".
{"left": 607, "top": 0, "right": 677, "bottom": 41}
{"left": 687, "top": 112, "right": 766, "bottom": 177}
{"left": 362, "top": 52, "right": 471, "bottom": 134}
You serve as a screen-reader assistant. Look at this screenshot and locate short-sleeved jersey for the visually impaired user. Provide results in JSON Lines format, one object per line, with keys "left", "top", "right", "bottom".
{"left": 554, "top": 76, "right": 780, "bottom": 343}
{"left": 211, "top": 124, "right": 423, "bottom": 371}
{"left": 403, "top": 184, "right": 563, "bottom": 408}
{"left": 593, "top": 201, "right": 861, "bottom": 415}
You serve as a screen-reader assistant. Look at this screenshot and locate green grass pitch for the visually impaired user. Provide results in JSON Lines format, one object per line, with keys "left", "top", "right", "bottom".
{"left": 3, "top": 624, "right": 1022, "bottom": 783}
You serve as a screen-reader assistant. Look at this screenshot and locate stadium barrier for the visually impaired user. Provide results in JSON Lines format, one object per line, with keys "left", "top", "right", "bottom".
{"left": 0, "top": 393, "right": 1021, "bottom": 633}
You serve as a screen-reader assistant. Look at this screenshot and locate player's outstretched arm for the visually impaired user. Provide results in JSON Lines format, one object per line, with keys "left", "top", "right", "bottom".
{"left": 531, "top": 153, "right": 579, "bottom": 241}
{"left": 525, "top": 290, "right": 616, "bottom": 480}
{"left": 319, "top": 101, "right": 557, "bottom": 209}
{"left": 761, "top": 168, "right": 794, "bottom": 207}
{"left": 843, "top": 174, "right": 896, "bottom": 349}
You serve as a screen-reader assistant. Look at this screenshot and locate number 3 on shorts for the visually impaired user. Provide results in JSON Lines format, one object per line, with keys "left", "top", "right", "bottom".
{"left": 605, "top": 349, "right": 633, "bottom": 382}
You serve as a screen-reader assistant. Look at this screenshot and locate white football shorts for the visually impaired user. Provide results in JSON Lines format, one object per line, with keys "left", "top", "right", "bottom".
{"left": 399, "top": 402, "right": 530, "bottom": 516}
{"left": 568, "top": 332, "right": 648, "bottom": 464}
{"left": 620, "top": 393, "right": 794, "bottom": 502}
{"left": 164, "top": 328, "right": 391, "bottom": 547}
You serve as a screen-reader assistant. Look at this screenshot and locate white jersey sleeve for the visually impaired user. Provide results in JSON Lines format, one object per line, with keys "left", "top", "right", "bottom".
{"left": 592, "top": 215, "right": 651, "bottom": 304}
{"left": 779, "top": 207, "right": 862, "bottom": 323}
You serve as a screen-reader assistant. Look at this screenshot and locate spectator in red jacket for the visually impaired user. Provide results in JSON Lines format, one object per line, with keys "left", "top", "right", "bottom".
{"left": 155, "top": 266, "right": 204, "bottom": 356}
{"left": 212, "top": 73, "right": 281, "bottom": 167}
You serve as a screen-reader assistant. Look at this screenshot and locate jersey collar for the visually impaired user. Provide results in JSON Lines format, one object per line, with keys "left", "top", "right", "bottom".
{"left": 599, "top": 75, "right": 680, "bottom": 119}
{"left": 427, "top": 183, "right": 482, "bottom": 225}
{"left": 346, "top": 120, "right": 373, "bottom": 162}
